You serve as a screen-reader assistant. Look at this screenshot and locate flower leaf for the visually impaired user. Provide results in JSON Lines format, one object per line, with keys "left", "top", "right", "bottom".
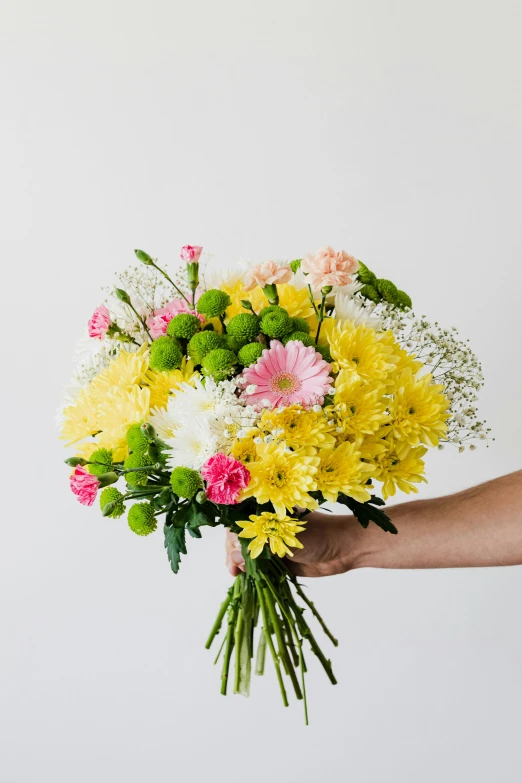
{"left": 337, "top": 494, "right": 398, "bottom": 534}
{"left": 164, "top": 524, "right": 187, "bottom": 574}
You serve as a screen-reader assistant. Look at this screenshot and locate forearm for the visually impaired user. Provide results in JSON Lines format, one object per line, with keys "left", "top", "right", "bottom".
{"left": 353, "top": 470, "right": 522, "bottom": 570}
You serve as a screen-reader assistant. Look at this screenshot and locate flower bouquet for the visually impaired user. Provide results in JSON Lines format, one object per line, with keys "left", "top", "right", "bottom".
{"left": 60, "top": 245, "right": 488, "bottom": 722}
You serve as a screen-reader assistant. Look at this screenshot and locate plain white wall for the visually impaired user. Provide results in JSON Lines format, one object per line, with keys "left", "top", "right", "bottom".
{"left": 1, "top": 1, "right": 521, "bottom": 781}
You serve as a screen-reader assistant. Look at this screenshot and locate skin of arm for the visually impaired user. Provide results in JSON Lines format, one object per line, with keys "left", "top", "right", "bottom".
{"left": 225, "top": 470, "right": 522, "bottom": 578}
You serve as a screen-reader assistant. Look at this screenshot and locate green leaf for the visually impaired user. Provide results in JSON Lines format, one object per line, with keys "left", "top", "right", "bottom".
{"left": 337, "top": 494, "right": 398, "bottom": 535}
{"left": 164, "top": 524, "right": 187, "bottom": 574}
{"left": 290, "top": 259, "right": 302, "bottom": 273}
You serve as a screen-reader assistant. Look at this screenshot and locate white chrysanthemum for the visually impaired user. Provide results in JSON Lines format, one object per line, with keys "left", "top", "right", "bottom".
{"left": 200, "top": 259, "right": 247, "bottom": 290}
{"left": 149, "top": 406, "right": 179, "bottom": 440}
{"left": 168, "top": 376, "right": 240, "bottom": 423}
{"left": 333, "top": 292, "right": 382, "bottom": 328}
{"left": 165, "top": 417, "right": 222, "bottom": 470}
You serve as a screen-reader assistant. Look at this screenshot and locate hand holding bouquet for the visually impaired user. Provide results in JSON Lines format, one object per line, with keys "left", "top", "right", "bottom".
{"left": 60, "top": 245, "right": 488, "bottom": 722}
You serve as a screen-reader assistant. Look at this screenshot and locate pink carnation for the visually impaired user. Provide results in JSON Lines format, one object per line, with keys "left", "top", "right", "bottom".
{"left": 70, "top": 465, "right": 99, "bottom": 506}
{"left": 241, "top": 339, "right": 333, "bottom": 409}
{"left": 243, "top": 261, "right": 293, "bottom": 292}
{"left": 301, "top": 247, "right": 359, "bottom": 292}
{"left": 146, "top": 297, "right": 205, "bottom": 338}
{"left": 180, "top": 245, "right": 203, "bottom": 263}
{"left": 88, "top": 305, "right": 111, "bottom": 339}
{"left": 201, "top": 453, "right": 250, "bottom": 505}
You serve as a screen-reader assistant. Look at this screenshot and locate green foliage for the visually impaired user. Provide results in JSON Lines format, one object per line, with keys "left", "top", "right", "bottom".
{"left": 167, "top": 313, "right": 201, "bottom": 339}
{"left": 88, "top": 448, "right": 113, "bottom": 476}
{"left": 128, "top": 502, "right": 157, "bottom": 536}
{"left": 201, "top": 348, "right": 238, "bottom": 381}
{"left": 289, "top": 259, "right": 302, "bottom": 273}
{"left": 187, "top": 330, "right": 223, "bottom": 364}
{"left": 237, "top": 342, "right": 264, "bottom": 367}
{"left": 337, "top": 494, "right": 397, "bottom": 534}
{"left": 149, "top": 336, "right": 183, "bottom": 371}
{"left": 164, "top": 524, "right": 187, "bottom": 574}
{"left": 196, "top": 289, "right": 232, "bottom": 318}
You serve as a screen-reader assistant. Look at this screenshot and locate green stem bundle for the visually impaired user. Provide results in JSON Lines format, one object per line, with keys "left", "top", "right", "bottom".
{"left": 206, "top": 560, "right": 337, "bottom": 724}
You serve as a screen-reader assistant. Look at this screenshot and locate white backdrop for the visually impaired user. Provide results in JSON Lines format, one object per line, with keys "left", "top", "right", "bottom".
{"left": 1, "top": 1, "right": 522, "bottom": 781}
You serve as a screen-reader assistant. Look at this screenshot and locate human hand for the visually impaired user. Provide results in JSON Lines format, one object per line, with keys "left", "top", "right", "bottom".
{"left": 225, "top": 510, "right": 362, "bottom": 578}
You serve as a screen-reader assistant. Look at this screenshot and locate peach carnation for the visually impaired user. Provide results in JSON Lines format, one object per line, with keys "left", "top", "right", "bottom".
{"left": 243, "top": 261, "right": 293, "bottom": 292}
{"left": 301, "top": 246, "right": 359, "bottom": 292}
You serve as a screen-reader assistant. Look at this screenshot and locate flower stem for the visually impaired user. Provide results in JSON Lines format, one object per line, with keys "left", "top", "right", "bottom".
{"left": 291, "top": 578, "right": 339, "bottom": 646}
{"left": 234, "top": 607, "right": 244, "bottom": 694}
{"left": 221, "top": 577, "right": 241, "bottom": 695}
{"left": 262, "top": 580, "right": 303, "bottom": 701}
{"left": 308, "top": 285, "right": 320, "bottom": 317}
{"left": 315, "top": 293, "right": 327, "bottom": 343}
{"left": 151, "top": 261, "right": 192, "bottom": 307}
{"left": 127, "top": 301, "right": 153, "bottom": 340}
{"left": 255, "top": 580, "right": 288, "bottom": 707}
{"left": 205, "top": 589, "right": 232, "bottom": 649}
{"left": 255, "top": 630, "right": 267, "bottom": 675}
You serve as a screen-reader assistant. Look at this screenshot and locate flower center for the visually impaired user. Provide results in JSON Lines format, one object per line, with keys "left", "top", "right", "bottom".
{"left": 269, "top": 372, "right": 302, "bottom": 396}
{"left": 271, "top": 469, "right": 288, "bottom": 487}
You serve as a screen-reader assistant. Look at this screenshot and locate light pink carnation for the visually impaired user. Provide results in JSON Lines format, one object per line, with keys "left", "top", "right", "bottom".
{"left": 88, "top": 305, "right": 111, "bottom": 339}
{"left": 301, "top": 247, "right": 359, "bottom": 292}
{"left": 146, "top": 297, "right": 204, "bottom": 338}
{"left": 201, "top": 453, "right": 250, "bottom": 505}
{"left": 180, "top": 245, "right": 203, "bottom": 263}
{"left": 70, "top": 465, "right": 99, "bottom": 506}
{"left": 243, "top": 261, "right": 293, "bottom": 292}
{"left": 241, "top": 340, "right": 333, "bottom": 409}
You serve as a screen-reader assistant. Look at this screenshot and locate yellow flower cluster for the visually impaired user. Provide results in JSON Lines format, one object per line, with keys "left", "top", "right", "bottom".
{"left": 61, "top": 346, "right": 196, "bottom": 461}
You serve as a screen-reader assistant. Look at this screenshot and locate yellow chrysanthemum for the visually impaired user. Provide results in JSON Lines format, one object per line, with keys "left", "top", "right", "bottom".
{"left": 380, "top": 332, "right": 423, "bottom": 375}
{"left": 315, "top": 441, "right": 375, "bottom": 503}
{"left": 61, "top": 388, "right": 100, "bottom": 445}
{"left": 240, "top": 441, "right": 319, "bottom": 518}
{"left": 332, "top": 372, "right": 388, "bottom": 438}
{"left": 258, "top": 405, "right": 336, "bottom": 450}
{"left": 230, "top": 435, "right": 259, "bottom": 465}
{"left": 223, "top": 281, "right": 318, "bottom": 331}
{"left": 373, "top": 442, "right": 428, "bottom": 500}
{"left": 74, "top": 440, "right": 100, "bottom": 460}
{"left": 387, "top": 369, "right": 449, "bottom": 447}
{"left": 237, "top": 512, "right": 306, "bottom": 558}
{"left": 89, "top": 344, "right": 149, "bottom": 401}
{"left": 356, "top": 433, "right": 388, "bottom": 462}
{"left": 144, "top": 358, "right": 198, "bottom": 409}
{"left": 96, "top": 385, "right": 150, "bottom": 461}
{"left": 325, "top": 320, "right": 398, "bottom": 383}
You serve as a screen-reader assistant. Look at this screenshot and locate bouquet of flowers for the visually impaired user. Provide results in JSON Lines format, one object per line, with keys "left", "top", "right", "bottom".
{"left": 60, "top": 245, "right": 488, "bottom": 723}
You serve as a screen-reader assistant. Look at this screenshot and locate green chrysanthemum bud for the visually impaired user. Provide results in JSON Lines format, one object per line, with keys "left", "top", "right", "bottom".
{"left": 195, "top": 490, "right": 208, "bottom": 504}
{"left": 100, "top": 487, "right": 125, "bottom": 518}
{"left": 201, "top": 348, "right": 238, "bottom": 381}
{"left": 281, "top": 331, "right": 316, "bottom": 347}
{"left": 126, "top": 422, "right": 149, "bottom": 453}
{"left": 88, "top": 448, "right": 113, "bottom": 477}
{"left": 128, "top": 503, "right": 157, "bottom": 536}
{"left": 395, "top": 290, "right": 412, "bottom": 310}
{"left": 226, "top": 313, "right": 260, "bottom": 344}
{"left": 260, "top": 310, "right": 293, "bottom": 339}
{"left": 170, "top": 466, "right": 203, "bottom": 499}
{"left": 166, "top": 313, "right": 201, "bottom": 339}
{"left": 376, "top": 279, "right": 399, "bottom": 304}
{"left": 223, "top": 334, "right": 244, "bottom": 353}
{"left": 196, "top": 289, "right": 231, "bottom": 318}
{"left": 360, "top": 284, "right": 381, "bottom": 303}
{"left": 123, "top": 452, "right": 151, "bottom": 486}
{"left": 115, "top": 288, "right": 131, "bottom": 304}
{"left": 149, "top": 336, "right": 183, "bottom": 371}
{"left": 315, "top": 344, "right": 333, "bottom": 363}
{"left": 134, "top": 249, "right": 154, "bottom": 265}
{"left": 357, "top": 261, "right": 377, "bottom": 286}
{"left": 258, "top": 304, "right": 287, "bottom": 319}
{"left": 238, "top": 342, "right": 264, "bottom": 367}
{"left": 187, "top": 330, "right": 224, "bottom": 364}
{"left": 289, "top": 317, "right": 311, "bottom": 334}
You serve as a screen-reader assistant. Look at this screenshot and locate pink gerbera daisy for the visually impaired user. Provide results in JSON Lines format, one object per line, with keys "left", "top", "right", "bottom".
{"left": 241, "top": 340, "right": 333, "bottom": 409}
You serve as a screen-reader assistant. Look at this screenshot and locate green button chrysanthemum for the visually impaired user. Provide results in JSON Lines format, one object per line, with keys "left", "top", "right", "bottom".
{"left": 170, "top": 466, "right": 203, "bottom": 499}
{"left": 258, "top": 304, "right": 287, "bottom": 319}
{"left": 359, "top": 284, "right": 381, "bottom": 303}
{"left": 260, "top": 310, "right": 293, "bottom": 339}
{"left": 166, "top": 313, "right": 201, "bottom": 340}
{"left": 201, "top": 348, "right": 238, "bottom": 381}
{"left": 99, "top": 487, "right": 125, "bottom": 518}
{"left": 88, "top": 448, "right": 113, "bottom": 477}
{"left": 376, "top": 279, "right": 399, "bottom": 304}
{"left": 196, "top": 289, "right": 231, "bottom": 318}
{"left": 237, "top": 342, "right": 264, "bottom": 367}
{"left": 288, "top": 317, "right": 311, "bottom": 335}
{"left": 124, "top": 452, "right": 151, "bottom": 486}
{"left": 128, "top": 503, "right": 157, "bottom": 536}
{"left": 126, "top": 422, "right": 149, "bottom": 453}
{"left": 282, "top": 331, "right": 316, "bottom": 347}
{"left": 396, "top": 290, "right": 412, "bottom": 309}
{"left": 357, "top": 261, "right": 377, "bottom": 286}
{"left": 315, "top": 344, "right": 333, "bottom": 363}
{"left": 149, "top": 336, "right": 183, "bottom": 371}
{"left": 226, "top": 313, "right": 260, "bottom": 345}
{"left": 187, "top": 330, "right": 224, "bottom": 364}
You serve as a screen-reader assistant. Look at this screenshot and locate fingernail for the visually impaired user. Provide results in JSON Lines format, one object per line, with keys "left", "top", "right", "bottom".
{"left": 233, "top": 540, "right": 242, "bottom": 549}
{"left": 231, "top": 551, "right": 244, "bottom": 565}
